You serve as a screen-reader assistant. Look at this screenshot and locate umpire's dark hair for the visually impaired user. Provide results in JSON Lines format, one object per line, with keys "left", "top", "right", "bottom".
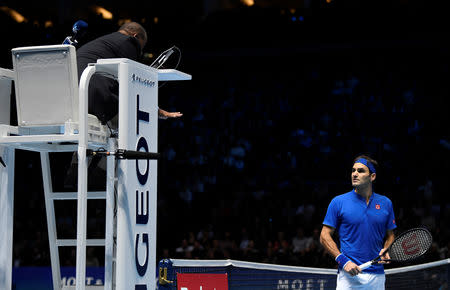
{"left": 353, "top": 154, "right": 378, "bottom": 173}
{"left": 119, "top": 22, "right": 147, "bottom": 44}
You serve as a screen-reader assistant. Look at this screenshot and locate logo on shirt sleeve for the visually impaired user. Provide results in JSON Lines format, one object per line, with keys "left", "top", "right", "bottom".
{"left": 375, "top": 204, "right": 381, "bottom": 210}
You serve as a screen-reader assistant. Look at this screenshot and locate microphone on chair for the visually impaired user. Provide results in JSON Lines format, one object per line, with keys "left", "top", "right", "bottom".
{"left": 150, "top": 46, "right": 177, "bottom": 69}
{"left": 87, "top": 149, "right": 160, "bottom": 160}
{"left": 63, "top": 20, "right": 88, "bottom": 47}
{"left": 149, "top": 46, "right": 182, "bottom": 89}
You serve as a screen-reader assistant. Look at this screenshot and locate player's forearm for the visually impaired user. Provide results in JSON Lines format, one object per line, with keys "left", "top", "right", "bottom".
{"left": 383, "top": 230, "right": 395, "bottom": 249}
{"left": 320, "top": 231, "right": 340, "bottom": 258}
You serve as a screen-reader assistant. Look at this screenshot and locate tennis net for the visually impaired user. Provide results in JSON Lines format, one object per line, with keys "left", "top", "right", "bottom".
{"left": 385, "top": 259, "right": 449, "bottom": 289}
{"left": 158, "top": 258, "right": 449, "bottom": 289}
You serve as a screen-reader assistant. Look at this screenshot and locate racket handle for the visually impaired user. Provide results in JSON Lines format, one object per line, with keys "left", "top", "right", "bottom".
{"left": 359, "top": 261, "right": 373, "bottom": 270}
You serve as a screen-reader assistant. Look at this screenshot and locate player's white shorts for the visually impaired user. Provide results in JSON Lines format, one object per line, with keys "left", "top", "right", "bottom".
{"left": 336, "top": 271, "right": 385, "bottom": 289}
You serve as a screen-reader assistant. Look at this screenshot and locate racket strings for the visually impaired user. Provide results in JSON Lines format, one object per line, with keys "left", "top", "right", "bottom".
{"left": 390, "top": 230, "right": 432, "bottom": 262}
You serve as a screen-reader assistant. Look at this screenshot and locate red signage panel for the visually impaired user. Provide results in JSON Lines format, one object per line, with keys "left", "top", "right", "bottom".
{"left": 177, "top": 273, "right": 228, "bottom": 290}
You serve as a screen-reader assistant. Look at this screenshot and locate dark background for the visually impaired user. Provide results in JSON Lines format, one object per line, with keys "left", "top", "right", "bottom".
{"left": 1, "top": 0, "right": 449, "bottom": 270}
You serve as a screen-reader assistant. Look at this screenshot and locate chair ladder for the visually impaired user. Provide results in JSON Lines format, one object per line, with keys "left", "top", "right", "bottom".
{"left": 39, "top": 139, "right": 116, "bottom": 290}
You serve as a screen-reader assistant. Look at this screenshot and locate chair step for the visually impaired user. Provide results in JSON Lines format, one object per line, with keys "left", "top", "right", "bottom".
{"left": 56, "top": 239, "right": 105, "bottom": 247}
{"left": 52, "top": 191, "right": 106, "bottom": 200}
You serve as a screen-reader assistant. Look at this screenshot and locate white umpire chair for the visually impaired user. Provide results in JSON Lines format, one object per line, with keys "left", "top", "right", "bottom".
{"left": 0, "top": 45, "right": 115, "bottom": 290}
{"left": 0, "top": 44, "right": 191, "bottom": 290}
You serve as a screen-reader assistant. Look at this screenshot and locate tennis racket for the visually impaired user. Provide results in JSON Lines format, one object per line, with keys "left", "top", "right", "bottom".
{"left": 359, "top": 227, "right": 432, "bottom": 270}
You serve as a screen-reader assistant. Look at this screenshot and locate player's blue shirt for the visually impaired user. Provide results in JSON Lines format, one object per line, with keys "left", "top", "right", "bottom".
{"left": 323, "top": 190, "right": 397, "bottom": 274}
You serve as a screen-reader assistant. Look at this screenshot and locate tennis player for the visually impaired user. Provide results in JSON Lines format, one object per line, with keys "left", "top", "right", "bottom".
{"left": 320, "top": 155, "right": 397, "bottom": 289}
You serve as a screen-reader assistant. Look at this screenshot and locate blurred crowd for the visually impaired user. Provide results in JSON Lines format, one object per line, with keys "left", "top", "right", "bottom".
{"left": 2, "top": 6, "right": 449, "bottom": 270}
{"left": 155, "top": 45, "right": 450, "bottom": 268}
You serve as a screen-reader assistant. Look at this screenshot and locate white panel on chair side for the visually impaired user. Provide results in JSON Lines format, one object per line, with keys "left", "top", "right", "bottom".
{"left": 12, "top": 45, "right": 79, "bottom": 127}
{"left": 116, "top": 61, "right": 158, "bottom": 290}
{"left": 0, "top": 79, "right": 12, "bottom": 125}
{"left": 0, "top": 68, "right": 13, "bottom": 125}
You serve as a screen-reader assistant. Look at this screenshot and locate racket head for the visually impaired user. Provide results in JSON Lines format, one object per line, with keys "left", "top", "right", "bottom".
{"left": 388, "top": 228, "right": 433, "bottom": 262}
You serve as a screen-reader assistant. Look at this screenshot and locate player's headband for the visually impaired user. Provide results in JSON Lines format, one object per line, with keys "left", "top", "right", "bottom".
{"left": 354, "top": 158, "right": 376, "bottom": 174}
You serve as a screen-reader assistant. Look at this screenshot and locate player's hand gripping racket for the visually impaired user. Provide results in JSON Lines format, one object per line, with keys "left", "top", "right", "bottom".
{"left": 359, "top": 228, "right": 432, "bottom": 270}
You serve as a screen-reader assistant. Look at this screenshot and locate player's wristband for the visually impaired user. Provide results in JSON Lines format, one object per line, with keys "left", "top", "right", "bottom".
{"left": 335, "top": 254, "right": 351, "bottom": 269}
